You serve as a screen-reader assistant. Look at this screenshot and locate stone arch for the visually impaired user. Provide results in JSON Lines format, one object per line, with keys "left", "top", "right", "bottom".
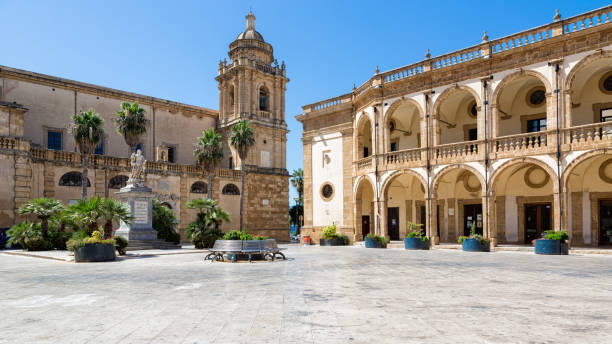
{"left": 564, "top": 50, "right": 612, "bottom": 91}
{"left": 59, "top": 172, "right": 91, "bottom": 187}
{"left": 491, "top": 69, "right": 553, "bottom": 107}
{"left": 354, "top": 111, "right": 374, "bottom": 159}
{"left": 562, "top": 149, "right": 612, "bottom": 189}
{"left": 108, "top": 175, "right": 128, "bottom": 189}
{"left": 258, "top": 84, "right": 270, "bottom": 111}
{"left": 190, "top": 181, "right": 208, "bottom": 194}
{"left": 433, "top": 84, "right": 483, "bottom": 116}
{"left": 383, "top": 97, "right": 424, "bottom": 124}
{"left": 222, "top": 183, "right": 240, "bottom": 195}
{"left": 489, "top": 157, "right": 559, "bottom": 193}
{"left": 431, "top": 164, "right": 486, "bottom": 196}
{"left": 353, "top": 174, "right": 376, "bottom": 201}
{"left": 380, "top": 169, "right": 428, "bottom": 199}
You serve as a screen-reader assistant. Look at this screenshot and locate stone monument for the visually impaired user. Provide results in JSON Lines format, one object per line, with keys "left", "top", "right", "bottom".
{"left": 115, "top": 150, "right": 157, "bottom": 241}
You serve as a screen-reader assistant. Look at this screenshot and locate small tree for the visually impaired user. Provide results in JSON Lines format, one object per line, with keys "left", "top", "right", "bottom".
{"left": 193, "top": 128, "right": 223, "bottom": 199}
{"left": 68, "top": 196, "right": 103, "bottom": 234}
{"left": 115, "top": 101, "right": 147, "bottom": 153}
{"left": 230, "top": 120, "right": 255, "bottom": 231}
{"left": 290, "top": 168, "right": 304, "bottom": 206}
{"left": 70, "top": 109, "right": 104, "bottom": 199}
{"left": 18, "top": 198, "right": 65, "bottom": 237}
{"left": 100, "top": 198, "right": 134, "bottom": 239}
{"left": 185, "top": 198, "right": 230, "bottom": 248}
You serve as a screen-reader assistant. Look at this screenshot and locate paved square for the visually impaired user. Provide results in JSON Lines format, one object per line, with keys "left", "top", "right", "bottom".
{"left": 1, "top": 247, "right": 612, "bottom": 343}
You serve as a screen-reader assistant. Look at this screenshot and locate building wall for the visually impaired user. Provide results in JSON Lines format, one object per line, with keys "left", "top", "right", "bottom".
{"left": 311, "top": 132, "right": 344, "bottom": 227}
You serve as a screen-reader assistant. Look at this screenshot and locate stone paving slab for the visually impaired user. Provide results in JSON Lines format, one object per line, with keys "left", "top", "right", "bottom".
{"left": 1, "top": 246, "right": 612, "bottom": 343}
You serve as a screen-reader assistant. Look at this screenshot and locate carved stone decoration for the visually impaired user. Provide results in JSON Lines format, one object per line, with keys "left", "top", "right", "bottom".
{"left": 524, "top": 166, "right": 550, "bottom": 189}
{"left": 127, "top": 149, "right": 146, "bottom": 188}
{"left": 598, "top": 159, "right": 612, "bottom": 184}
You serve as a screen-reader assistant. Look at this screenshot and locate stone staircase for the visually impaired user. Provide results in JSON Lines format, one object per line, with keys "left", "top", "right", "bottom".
{"left": 126, "top": 239, "right": 182, "bottom": 251}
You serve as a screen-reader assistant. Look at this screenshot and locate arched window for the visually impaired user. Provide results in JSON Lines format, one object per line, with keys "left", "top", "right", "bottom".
{"left": 222, "top": 183, "right": 240, "bottom": 195}
{"left": 259, "top": 86, "right": 269, "bottom": 111}
{"left": 59, "top": 172, "right": 91, "bottom": 187}
{"left": 190, "top": 181, "right": 208, "bottom": 194}
{"left": 108, "top": 175, "right": 129, "bottom": 189}
{"left": 229, "top": 85, "right": 235, "bottom": 107}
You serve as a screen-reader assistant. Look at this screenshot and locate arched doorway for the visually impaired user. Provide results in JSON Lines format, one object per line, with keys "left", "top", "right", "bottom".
{"left": 381, "top": 171, "right": 426, "bottom": 240}
{"left": 564, "top": 153, "right": 612, "bottom": 246}
{"left": 491, "top": 159, "right": 557, "bottom": 244}
{"left": 433, "top": 165, "right": 485, "bottom": 243}
{"left": 354, "top": 176, "right": 375, "bottom": 240}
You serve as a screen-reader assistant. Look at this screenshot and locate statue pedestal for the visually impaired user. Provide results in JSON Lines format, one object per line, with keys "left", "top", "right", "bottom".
{"left": 115, "top": 184, "right": 157, "bottom": 241}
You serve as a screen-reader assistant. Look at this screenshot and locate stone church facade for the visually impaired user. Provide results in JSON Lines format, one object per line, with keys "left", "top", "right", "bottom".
{"left": 298, "top": 7, "right": 612, "bottom": 247}
{"left": 0, "top": 12, "right": 290, "bottom": 241}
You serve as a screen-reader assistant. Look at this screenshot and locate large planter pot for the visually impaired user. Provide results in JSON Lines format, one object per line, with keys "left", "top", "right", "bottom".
{"left": 365, "top": 237, "right": 384, "bottom": 248}
{"left": 74, "top": 243, "right": 116, "bottom": 263}
{"left": 462, "top": 238, "right": 490, "bottom": 252}
{"left": 404, "top": 237, "right": 429, "bottom": 250}
{"left": 534, "top": 239, "right": 568, "bottom": 255}
{"left": 320, "top": 237, "right": 345, "bottom": 246}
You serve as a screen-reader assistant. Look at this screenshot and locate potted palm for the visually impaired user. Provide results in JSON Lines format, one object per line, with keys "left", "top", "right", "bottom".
{"left": 404, "top": 222, "right": 429, "bottom": 250}
{"left": 534, "top": 230, "right": 569, "bottom": 255}
{"left": 365, "top": 233, "right": 387, "bottom": 248}
{"left": 458, "top": 226, "right": 490, "bottom": 252}
{"left": 319, "top": 224, "right": 348, "bottom": 246}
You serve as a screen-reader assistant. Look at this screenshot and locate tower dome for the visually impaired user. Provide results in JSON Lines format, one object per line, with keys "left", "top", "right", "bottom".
{"left": 236, "top": 11, "right": 264, "bottom": 41}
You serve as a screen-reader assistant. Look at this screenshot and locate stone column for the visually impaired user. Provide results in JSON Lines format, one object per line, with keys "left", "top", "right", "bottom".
{"left": 378, "top": 199, "right": 387, "bottom": 238}
{"left": 483, "top": 193, "right": 496, "bottom": 246}
{"left": 553, "top": 191, "right": 562, "bottom": 232}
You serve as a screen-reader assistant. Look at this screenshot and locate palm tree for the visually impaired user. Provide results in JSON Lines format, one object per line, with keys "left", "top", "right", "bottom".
{"left": 193, "top": 128, "right": 223, "bottom": 199}
{"left": 230, "top": 120, "right": 255, "bottom": 231}
{"left": 290, "top": 168, "right": 304, "bottom": 206}
{"left": 115, "top": 101, "right": 147, "bottom": 153}
{"left": 68, "top": 196, "right": 103, "bottom": 234}
{"left": 18, "top": 198, "right": 65, "bottom": 236}
{"left": 100, "top": 198, "right": 134, "bottom": 239}
{"left": 70, "top": 109, "right": 104, "bottom": 199}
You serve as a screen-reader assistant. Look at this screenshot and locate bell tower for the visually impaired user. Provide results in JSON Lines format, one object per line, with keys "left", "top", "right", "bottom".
{"left": 216, "top": 11, "right": 289, "bottom": 171}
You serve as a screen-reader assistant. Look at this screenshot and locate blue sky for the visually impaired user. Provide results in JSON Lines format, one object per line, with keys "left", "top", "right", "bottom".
{"left": 1, "top": 0, "right": 607, "bottom": 204}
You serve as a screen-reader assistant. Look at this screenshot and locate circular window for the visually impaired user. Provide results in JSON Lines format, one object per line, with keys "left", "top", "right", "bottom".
{"left": 599, "top": 71, "right": 612, "bottom": 94}
{"left": 467, "top": 101, "right": 477, "bottom": 118}
{"left": 527, "top": 88, "right": 546, "bottom": 107}
{"left": 320, "top": 183, "right": 334, "bottom": 201}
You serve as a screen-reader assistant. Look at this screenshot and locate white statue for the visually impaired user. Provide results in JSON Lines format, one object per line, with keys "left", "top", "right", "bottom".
{"left": 128, "top": 149, "right": 146, "bottom": 187}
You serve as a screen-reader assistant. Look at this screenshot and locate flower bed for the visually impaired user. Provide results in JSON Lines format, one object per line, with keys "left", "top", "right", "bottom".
{"left": 534, "top": 230, "right": 569, "bottom": 255}
{"left": 365, "top": 234, "right": 387, "bottom": 248}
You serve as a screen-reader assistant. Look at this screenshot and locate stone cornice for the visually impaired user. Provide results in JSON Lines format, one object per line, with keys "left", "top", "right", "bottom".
{"left": 0, "top": 65, "right": 219, "bottom": 119}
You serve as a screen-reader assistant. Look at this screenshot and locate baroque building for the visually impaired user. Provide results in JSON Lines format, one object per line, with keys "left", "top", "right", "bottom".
{"left": 298, "top": 7, "right": 612, "bottom": 247}
{"left": 0, "top": 12, "right": 290, "bottom": 240}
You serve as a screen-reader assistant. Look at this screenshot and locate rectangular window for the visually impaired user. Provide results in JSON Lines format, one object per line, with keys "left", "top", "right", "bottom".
{"left": 390, "top": 142, "right": 397, "bottom": 152}
{"left": 526, "top": 118, "right": 547, "bottom": 133}
{"left": 468, "top": 128, "right": 478, "bottom": 141}
{"left": 601, "top": 108, "right": 612, "bottom": 122}
{"left": 47, "top": 131, "right": 62, "bottom": 150}
{"left": 167, "top": 147, "right": 175, "bottom": 163}
{"left": 94, "top": 138, "right": 104, "bottom": 155}
{"left": 229, "top": 156, "right": 234, "bottom": 169}
{"left": 363, "top": 146, "right": 369, "bottom": 158}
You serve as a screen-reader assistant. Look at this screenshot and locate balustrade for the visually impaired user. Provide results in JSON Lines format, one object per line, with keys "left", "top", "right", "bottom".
{"left": 434, "top": 141, "right": 481, "bottom": 162}
{"left": 565, "top": 122, "right": 612, "bottom": 146}
{"left": 355, "top": 156, "right": 373, "bottom": 171}
{"left": 385, "top": 148, "right": 423, "bottom": 165}
{"left": 494, "top": 132, "right": 548, "bottom": 154}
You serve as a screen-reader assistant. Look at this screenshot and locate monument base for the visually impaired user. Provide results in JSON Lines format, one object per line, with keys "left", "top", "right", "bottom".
{"left": 115, "top": 184, "right": 157, "bottom": 241}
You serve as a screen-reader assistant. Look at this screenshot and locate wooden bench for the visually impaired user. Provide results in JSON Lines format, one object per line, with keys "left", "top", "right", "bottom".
{"left": 204, "top": 239, "right": 286, "bottom": 263}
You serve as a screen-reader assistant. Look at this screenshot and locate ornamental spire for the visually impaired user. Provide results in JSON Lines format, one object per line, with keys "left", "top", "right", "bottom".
{"left": 246, "top": 11, "right": 255, "bottom": 31}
